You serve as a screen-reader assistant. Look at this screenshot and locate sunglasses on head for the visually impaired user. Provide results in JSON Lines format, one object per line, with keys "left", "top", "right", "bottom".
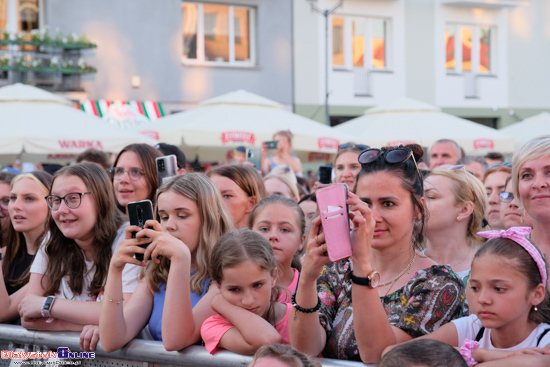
{"left": 488, "top": 162, "right": 512, "bottom": 170}
{"left": 339, "top": 143, "right": 370, "bottom": 151}
{"left": 358, "top": 148, "right": 422, "bottom": 183}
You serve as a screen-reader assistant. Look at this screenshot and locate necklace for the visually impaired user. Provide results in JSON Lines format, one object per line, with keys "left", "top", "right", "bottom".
{"left": 378, "top": 251, "right": 417, "bottom": 287}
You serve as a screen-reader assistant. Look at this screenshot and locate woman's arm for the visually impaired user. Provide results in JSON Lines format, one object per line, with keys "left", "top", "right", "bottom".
{"left": 99, "top": 226, "right": 153, "bottom": 353}
{"left": 477, "top": 355, "right": 550, "bottom": 367}
{"left": 288, "top": 216, "right": 328, "bottom": 356}
{"left": 212, "top": 294, "right": 282, "bottom": 355}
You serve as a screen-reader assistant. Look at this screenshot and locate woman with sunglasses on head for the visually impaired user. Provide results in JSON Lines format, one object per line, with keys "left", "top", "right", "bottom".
{"left": 18, "top": 163, "right": 140, "bottom": 352}
{"left": 289, "top": 144, "right": 465, "bottom": 364}
{"left": 483, "top": 163, "right": 512, "bottom": 230}
{"left": 333, "top": 143, "right": 368, "bottom": 191}
{"left": 499, "top": 175, "right": 533, "bottom": 230}
{"left": 110, "top": 143, "right": 162, "bottom": 216}
{"left": 511, "top": 136, "right": 550, "bottom": 260}
{"left": 423, "top": 167, "right": 487, "bottom": 285}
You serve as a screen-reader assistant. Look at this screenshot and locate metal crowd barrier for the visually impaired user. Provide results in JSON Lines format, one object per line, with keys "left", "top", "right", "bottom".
{"left": 0, "top": 325, "right": 373, "bottom": 367}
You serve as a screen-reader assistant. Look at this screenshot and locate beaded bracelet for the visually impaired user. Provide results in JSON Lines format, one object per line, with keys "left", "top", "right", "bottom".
{"left": 291, "top": 292, "right": 321, "bottom": 313}
{"left": 460, "top": 339, "right": 479, "bottom": 366}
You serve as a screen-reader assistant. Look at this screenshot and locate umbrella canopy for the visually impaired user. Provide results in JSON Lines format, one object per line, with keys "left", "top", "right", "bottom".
{"left": 500, "top": 112, "right": 550, "bottom": 151}
{"left": 0, "top": 83, "right": 157, "bottom": 164}
{"left": 137, "top": 90, "right": 360, "bottom": 161}
{"left": 334, "top": 97, "right": 515, "bottom": 155}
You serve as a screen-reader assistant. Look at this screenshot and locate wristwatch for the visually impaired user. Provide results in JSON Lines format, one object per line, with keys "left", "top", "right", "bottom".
{"left": 41, "top": 296, "right": 56, "bottom": 318}
{"left": 350, "top": 270, "right": 380, "bottom": 288}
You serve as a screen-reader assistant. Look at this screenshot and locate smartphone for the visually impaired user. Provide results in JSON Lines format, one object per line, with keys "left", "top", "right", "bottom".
{"left": 265, "top": 140, "right": 278, "bottom": 150}
{"left": 156, "top": 155, "right": 178, "bottom": 186}
{"left": 316, "top": 184, "right": 352, "bottom": 262}
{"left": 318, "top": 165, "right": 333, "bottom": 184}
{"left": 246, "top": 147, "right": 262, "bottom": 170}
{"left": 127, "top": 200, "right": 154, "bottom": 261}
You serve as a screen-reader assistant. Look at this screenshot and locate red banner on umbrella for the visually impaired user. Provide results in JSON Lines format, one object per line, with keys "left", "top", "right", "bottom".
{"left": 221, "top": 131, "right": 256, "bottom": 144}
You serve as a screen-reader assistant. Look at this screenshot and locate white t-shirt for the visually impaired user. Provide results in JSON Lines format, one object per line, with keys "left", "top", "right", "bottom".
{"left": 452, "top": 314, "right": 550, "bottom": 349}
{"left": 30, "top": 225, "right": 141, "bottom": 301}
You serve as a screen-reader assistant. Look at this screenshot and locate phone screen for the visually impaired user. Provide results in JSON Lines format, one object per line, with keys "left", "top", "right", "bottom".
{"left": 128, "top": 200, "right": 154, "bottom": 261}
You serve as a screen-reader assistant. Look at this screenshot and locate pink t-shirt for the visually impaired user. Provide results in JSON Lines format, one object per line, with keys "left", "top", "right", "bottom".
{"left": 278, "top": 268, "right": 299, "bottom": 303}
{"left": 201, "top": 303, "right": 292, "bottom": 354}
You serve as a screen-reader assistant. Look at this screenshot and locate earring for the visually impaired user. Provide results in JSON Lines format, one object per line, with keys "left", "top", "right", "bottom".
{"left": 457, "top": 215, "right": 461, "bottom": 221}
{"left": 535, "top": 305, "right": 538, "bottom": 312}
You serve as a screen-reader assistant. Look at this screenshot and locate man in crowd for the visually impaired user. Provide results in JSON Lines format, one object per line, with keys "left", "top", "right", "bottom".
{"left": 457, "top": 155, "right": 487, "bottom": 181}
{"left": 429, "top": 139, "right": 463, "bottom": 169}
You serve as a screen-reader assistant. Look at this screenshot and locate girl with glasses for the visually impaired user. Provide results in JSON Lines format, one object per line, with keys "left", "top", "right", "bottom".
{"left": 99, "top": 173, "right": 233, "bottom": 352}
{"left": 289, "top": 145, "right": 466, "bottom": 363}
{"left": 482, "top": 164, "right": 512, "bottom": 230}
{"left": 111, "top": 144, "right": 162, "bottom": 215}
{"left": 0, "top": 171, "right": 52, "bottom": 322}
{"left": 423, "top": 167, "right": 487, "bottom": 285}
{"left": 18, "top": 163, "right": 141, "bottom": 352}
{"left": 499, "top": 175, "right": 533, "bottom": 230}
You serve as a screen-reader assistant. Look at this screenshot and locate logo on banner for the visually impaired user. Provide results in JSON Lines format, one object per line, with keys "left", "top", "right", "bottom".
{"left": 221, "top": 131, "right": 256, "bottom": 144}
{"left": 473, "top": 138, "right": 494, "bottom": 150}
{"left": 308, "top": 152, "right": 331, "bottom": 162}
{"left": 58, "top": 141, "right": 103, "bottom": 149}
{"left": 103, "top": 104, "right": 150, "bottom": 128}
{"left": 318, "top": 137, "right": 339, "bottom": 150}
{"left": 140, "top": 130, "right": 160, "bottom": 140}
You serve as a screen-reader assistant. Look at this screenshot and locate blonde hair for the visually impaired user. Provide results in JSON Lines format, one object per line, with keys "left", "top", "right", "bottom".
{"left": 263, "top": 174, "right": 299, "bottom": 202}
{"left": 269, "top": 165, "right": 297, "bottom": 185}
{"left": 145, "top": 173, "right": 234, "bottom": 294}
{"left": 512, "top": 135, "right": 550, "bottom": 208}
{"left": 430, "top": 168, "right": 487, "bottom": 246}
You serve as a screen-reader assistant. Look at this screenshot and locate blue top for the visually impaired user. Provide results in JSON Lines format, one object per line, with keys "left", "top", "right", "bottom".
{"left": 148, "top": 271, "right": 210, "bottom": 341}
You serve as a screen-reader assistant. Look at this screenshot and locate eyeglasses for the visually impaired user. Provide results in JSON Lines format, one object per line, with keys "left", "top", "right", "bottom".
{"left": 339, "top": 143, "right": 370, "bottom": 151}
{"left": 45, "top": 192, "right": 91, "bottom": 211}
{"left": 109, "top": 167, "right": 145, "bottom": 181}
{"left": 499, "top": 191, "right": 514, "bottom": 203}
{"left": 358, "top": 148, "right": 422, "bottom": 183}
{"left": 488, "top": 162, "right": 512, "bottom": 170}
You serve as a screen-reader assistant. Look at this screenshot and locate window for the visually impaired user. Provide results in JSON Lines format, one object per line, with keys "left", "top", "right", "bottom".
{"left": 331, "top": 16, "right": 388, "bottom": 70}
{"left": 445, "top": 23, "right": 494, "bottom": 74}
{"left": 0, "top": 0, "right": 6, "bottom": 30}
{"left": 182, "top": 2, "right": 255, "bottom": 66}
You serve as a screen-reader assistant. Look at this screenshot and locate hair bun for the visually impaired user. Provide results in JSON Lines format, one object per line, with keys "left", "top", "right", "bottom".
{"left": 405, "top": 144, "right": 424, "bottom": 162}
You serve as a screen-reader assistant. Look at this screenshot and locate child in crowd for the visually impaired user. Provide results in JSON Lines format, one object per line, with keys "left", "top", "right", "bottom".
{"left": 17, "top": 163, "right": 141, "bottom": 351}
{"left": 0, "top": 172, "right": 52, "bottom": 322}
{"left": 99, "top": 173, "right": 233, "bottom": 352}
{"left": 249, "top": 195, "right": 305, "bottom": 301}
{"left": 201, "top": 229, "right": 291, "bottom": 355}
{"left": 250, "top": 344, "right": 322, "bottom": 367}
{"left": 416, "top": 227, "right": 550, "bottom": 366}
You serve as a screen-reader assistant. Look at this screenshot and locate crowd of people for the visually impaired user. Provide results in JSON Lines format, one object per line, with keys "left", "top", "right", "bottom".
{"left": 0, "top": 131, "right": 549, "bottom": 367}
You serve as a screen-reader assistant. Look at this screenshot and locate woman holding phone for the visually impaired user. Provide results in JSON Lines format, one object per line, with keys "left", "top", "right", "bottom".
{"left": 289, "top": 145, "right": 466, "bottom": 363}
{"left": 100, "top": 173, "right": 233, "bottom": 352}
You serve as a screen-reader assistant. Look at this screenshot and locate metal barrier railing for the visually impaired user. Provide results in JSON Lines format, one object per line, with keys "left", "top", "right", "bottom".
{"left": 0, "top": 325, "right": 372, "bottom": 367}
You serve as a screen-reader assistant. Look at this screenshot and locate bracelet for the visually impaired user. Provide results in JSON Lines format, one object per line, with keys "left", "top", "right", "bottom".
{"left": 104, "top": 292, "right": 125, "bottom": 305}
{"left": 460, "top": 339, "right": 480, "bottom": 366}
{"left": 291, "top": 292, "right": 321, "bottom": 313}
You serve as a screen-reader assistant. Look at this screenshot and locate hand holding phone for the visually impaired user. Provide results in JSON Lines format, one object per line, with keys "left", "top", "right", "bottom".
{"left": 128, "top": 200, "right": 155, "bottom": 261}
{"left": 265, "top": 140, "right": 278, "bottom": 150}
{"left": 315, "top": 184, "right": 352, "bottom": 262}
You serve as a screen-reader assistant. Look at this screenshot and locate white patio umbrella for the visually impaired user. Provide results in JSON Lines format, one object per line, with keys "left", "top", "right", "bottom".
{"left": 500, "top": 112, "right": 550, "bottom": 151}
{"left": 0, "top": 83, "right": 157, "bottom": 164}
{"left": 137, "top": 90, "right": 360, "bottom": 162}
{"left": 334, "top": 97, "right": 515, "bottom": 155}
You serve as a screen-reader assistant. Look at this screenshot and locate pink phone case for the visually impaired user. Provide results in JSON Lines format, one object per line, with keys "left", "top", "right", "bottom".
{"left": 316, "top": 184, "right": 352, "bottom": 262}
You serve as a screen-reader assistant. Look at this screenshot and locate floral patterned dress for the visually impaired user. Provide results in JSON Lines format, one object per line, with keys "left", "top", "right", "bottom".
{"left": 317, "top": 260, "right": 466, "bottom": 361}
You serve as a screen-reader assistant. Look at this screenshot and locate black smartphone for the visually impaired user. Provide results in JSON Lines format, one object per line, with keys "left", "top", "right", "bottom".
{"left": 156, "top": 155, "right": 178, "bottom": 186}
{"left": 265, "top": 140, "right": 278, "bottom": 150}
{"left": 318, "top": 165, "right": 332, "bottom": 184}
{"left": 246, "top": 147, "right": 262, "bottom": 170}
{"left": 127, "top": 200, "right": 154, "bottom": 261}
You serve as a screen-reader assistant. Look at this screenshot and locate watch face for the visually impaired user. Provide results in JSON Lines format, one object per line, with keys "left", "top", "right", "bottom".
{"left": 370, "top": 271, "right": 380, "bottom": 288}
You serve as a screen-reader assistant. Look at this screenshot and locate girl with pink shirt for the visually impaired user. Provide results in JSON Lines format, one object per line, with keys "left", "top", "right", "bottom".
{"left": 201, "top": 229, "right": 291, "bottom": 355}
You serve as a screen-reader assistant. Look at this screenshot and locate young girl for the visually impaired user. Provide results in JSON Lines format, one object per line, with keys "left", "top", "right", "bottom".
{"left": 249, "top": 195, "right": 305, "bottom": 300}
{"left": 0, "top": 171, "right": 52, "bottom": 322}
{"left": 417, "top": 226, "right": 550, "bottom": 366}
{"left": 99, "top": 173, "right": 233, "bottom": 352}
{"left": 201, "top": 228, "right": 292, "bottom": 355}
{"left": 17, "top": 163, "right": 140, "bottom": 349}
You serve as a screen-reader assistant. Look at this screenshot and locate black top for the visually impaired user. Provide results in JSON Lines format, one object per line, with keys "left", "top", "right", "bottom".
{"left": 5, "top": 251, "right": 34, "bottom": 295}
